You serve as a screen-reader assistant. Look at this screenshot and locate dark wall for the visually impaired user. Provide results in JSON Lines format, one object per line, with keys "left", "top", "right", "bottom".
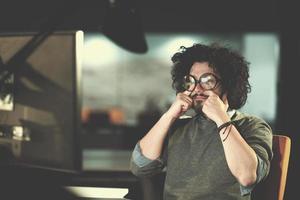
{"left": 0, "top": 0, "right": 281, "bottom": 32}
{"left": 276, "top": 33, "right": 300, "bottom": 200}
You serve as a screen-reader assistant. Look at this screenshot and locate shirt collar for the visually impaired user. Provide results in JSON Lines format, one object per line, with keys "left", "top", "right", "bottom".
{"left": 179, "top": 109, "right": 236, "bottom": 120}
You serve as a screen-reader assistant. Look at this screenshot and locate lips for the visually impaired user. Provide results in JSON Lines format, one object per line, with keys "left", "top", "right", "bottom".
{"left": 193, "top": 94, "right": 208, "bottom": 101}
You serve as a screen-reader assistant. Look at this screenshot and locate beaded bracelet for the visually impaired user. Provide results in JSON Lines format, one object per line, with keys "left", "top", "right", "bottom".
{"left": 222, "top": 124, "right": 233, "bottom": 142}
{"left": 217, "top": 121, "right": 233, "bottom": 133}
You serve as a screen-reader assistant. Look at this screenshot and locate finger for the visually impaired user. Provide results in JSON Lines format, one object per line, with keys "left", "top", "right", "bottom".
{"left": 180, "top": 92, "right": 193, "bottom": 103}
{"left": 202, "top": 90, "right": 216, "bottom": 97}
{"left": 222, "top": 93, "right": 229, "bottom": 106}
{"left": 181, "top": 99, "right": 192, "bottom": 109}
{"left": 203, "top": 91, "right": 219, "bottom": 100}
{"left": 181, "top": 94, "right": 193, "bottom": 104}
{"left": 181, "top": 101, "right": 190, "bottom": 110}
{"left": 183, "top": 90, "right": 192, "bottom": 97}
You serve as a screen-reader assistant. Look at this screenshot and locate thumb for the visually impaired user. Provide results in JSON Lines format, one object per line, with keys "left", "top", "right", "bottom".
{"left": 222, "top": 93, "right": 229, "bottom": 108}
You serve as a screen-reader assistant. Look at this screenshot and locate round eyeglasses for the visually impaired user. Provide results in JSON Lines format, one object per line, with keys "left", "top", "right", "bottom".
{"left": 182, "top": 73, "right": 221, "bottom": 93}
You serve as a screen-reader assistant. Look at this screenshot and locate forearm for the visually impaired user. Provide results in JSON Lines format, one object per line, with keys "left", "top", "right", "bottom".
{"left": 139, "top": 113, "right": 176, "bottom": 160}
{"left": 219, "top": 123, "right": 258, "bottom": 186}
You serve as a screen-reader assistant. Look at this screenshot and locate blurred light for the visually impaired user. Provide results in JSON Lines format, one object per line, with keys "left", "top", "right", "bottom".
{"left": 83, "top": 36, "right": 118, "bottom": 67}
{"left": 65, "top": 186, "right": 128, "bottom": 198}
{"left": 160, "top": 36, "right": 196, "bottom": 58}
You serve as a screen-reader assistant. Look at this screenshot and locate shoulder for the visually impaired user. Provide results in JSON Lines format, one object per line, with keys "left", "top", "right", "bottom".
{"left": 233, "top": 111, "right": 274, "bottom": 163}
{"left": 233, "top": 111, "right": 271, "bottom": 128}
{"left": 232, "top": 110, "right": 273, "bottom": 137}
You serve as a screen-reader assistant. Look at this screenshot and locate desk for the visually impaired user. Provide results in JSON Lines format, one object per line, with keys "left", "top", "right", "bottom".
{"left": 0, "top": 165, "right": 141, "bottom": 200}
{"left": 78, "top": 199, "right": 129, "bottom": 200}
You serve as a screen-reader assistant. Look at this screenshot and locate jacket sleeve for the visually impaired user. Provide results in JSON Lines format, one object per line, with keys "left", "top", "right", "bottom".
{"left": 130, "top": 142, "right": 167, "bottom": 178}
{"left": 234, "top": 115, "right": 273, "bottom": 196}
{"left": 240, "top": 154, "right": 268, "bottom": 195}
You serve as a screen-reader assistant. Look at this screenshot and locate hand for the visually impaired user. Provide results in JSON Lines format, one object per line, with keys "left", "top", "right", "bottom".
{"left": 202, "top": 91, "right": 230, "bottom": 125}
{"left": 165, "top": 91, "right": 193, "bottom": 119}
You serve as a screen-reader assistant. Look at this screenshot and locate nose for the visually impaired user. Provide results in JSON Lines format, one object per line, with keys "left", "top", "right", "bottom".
{"left": 193, "top": 82, "right": 203, "bottom": 93}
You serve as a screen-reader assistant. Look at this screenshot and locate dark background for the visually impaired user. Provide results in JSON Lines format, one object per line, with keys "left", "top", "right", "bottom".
{"left": 0, "top": 0, "right": 299, "bottom": 199}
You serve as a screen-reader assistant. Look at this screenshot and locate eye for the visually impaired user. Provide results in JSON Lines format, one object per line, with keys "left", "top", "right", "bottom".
{"left": 200, "top": 74, "right": 218, "bottom": 90}
{"left": 182, "top": 75, "right": 196, "bottom": 91}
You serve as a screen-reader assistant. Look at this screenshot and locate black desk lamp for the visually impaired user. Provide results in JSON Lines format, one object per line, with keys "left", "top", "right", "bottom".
{"left": 102, "top": 0, "right": 148, "bottom": 53}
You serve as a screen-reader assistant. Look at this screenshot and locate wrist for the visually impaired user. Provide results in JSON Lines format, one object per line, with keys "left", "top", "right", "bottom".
{"left": 162, "top": 112, "right": 177, "bottom": 123}
{"left": 218, "top": 121, "right": 234, "bottom": 142}
{"left": 215, "top": 113, "right": 231, "bottom": 127}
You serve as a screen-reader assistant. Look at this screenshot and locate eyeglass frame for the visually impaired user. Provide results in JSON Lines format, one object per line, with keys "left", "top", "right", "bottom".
{"left": 182, "top": 73, "right": 221, "bottom": 93}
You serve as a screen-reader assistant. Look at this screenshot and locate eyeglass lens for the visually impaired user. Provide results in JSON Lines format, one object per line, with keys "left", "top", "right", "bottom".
{"left": 182, "top": 73, "right": 218, "bottom": 92}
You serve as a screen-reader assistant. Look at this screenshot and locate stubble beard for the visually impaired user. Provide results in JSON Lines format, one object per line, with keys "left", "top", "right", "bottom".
{"left": 192, "top": 100, "right": 204, "bottom": 114}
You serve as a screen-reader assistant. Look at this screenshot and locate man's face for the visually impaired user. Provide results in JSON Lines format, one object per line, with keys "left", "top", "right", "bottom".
{"left": 188, "top": 62, "right": 222, "bottom": 113}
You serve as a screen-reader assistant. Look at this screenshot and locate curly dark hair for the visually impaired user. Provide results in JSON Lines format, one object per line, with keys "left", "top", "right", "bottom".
{"left": 171, "top": 43, "right": 251, "bottom": 109}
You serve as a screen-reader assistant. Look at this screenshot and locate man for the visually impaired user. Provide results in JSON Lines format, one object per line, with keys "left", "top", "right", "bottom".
{"left": 130, "top": 43, "right": 273, "bottom": 200}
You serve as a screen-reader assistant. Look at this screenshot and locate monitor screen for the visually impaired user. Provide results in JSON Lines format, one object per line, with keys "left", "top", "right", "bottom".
{"left": 0, "top": 31, "right": 83, "bottom": 172}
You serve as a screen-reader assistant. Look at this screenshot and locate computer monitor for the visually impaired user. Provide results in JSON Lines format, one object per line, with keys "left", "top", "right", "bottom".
{"left": 0, "top": 31, "right": 83, "bottom": 172}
